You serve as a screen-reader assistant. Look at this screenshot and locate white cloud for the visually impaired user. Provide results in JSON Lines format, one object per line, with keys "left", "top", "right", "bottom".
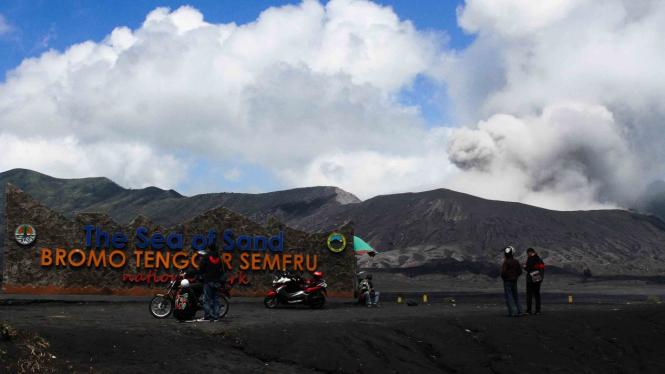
{"left": 35, "top": 24, "right": 56, "bottom": 50}
{"left": 0, "top": 134, "right": 187, "bottom": 189}
{"left": 441, "top": 0, "right": 665, "bottom": 209}
{"left": 223, "top": 167, "right": 242, "bottom": 183}
{"left": 0, "top": 13, "right": 11, "bottom": 35}
{"left": 457, "top": 0, "right": 584, "bottom": 38}
{"left": 283, "top": 127, "right": 457, "bottom": 199}
{"left": 0, "top": 1, "right": 453, "bottom": 197}
{"left": 4, "top": 0, "right": 660, "bottom": 210}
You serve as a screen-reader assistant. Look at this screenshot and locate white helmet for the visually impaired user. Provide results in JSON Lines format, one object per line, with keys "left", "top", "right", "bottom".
{"left": 504, "top": 246, "right": 515, "bottom": 256}
{"left": 180, "top": 279, "right": 190, "bottom": 288}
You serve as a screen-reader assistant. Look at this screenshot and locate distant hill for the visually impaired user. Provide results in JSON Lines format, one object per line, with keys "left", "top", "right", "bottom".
{"left": 0, "top": 169, "right": 182, "bottom": 251}
{"left": 0, "top": 169, "right": 360, "bottom": 275}
{"left": 128, "top": 185, "right": 360, "bottom": 229}
{"left": 3, "top": 169, "right": 665, "bottom": 278}
{"left": 294, "top": 189, "right": 665, "bottom": 276}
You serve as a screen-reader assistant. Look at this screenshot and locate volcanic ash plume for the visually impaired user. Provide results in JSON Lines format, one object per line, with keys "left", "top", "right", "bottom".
{"left": 443, "top": 0, "right": 665, "bottom": 210}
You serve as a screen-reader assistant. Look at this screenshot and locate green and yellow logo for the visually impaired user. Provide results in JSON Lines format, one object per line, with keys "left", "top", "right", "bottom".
{"left": 15, "top": 224, "right": 37, "bottom": 245}
{"left": 327, "top": 233, "right": 346, "bottom": 252}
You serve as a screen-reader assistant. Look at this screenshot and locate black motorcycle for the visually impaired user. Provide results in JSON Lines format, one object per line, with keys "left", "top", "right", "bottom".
{"left": 149, "top": 270, "right": 231, "bottom": 319}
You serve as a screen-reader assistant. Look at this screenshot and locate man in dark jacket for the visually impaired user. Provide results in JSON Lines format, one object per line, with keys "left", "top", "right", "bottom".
{"left": 501, "top": 246, "right": 524, "bottom": 316}
{"left": 523, "top": 247, "right": 545, "bottom": 315}
{"left": 187, "top": 243, "right": 225, "bottom": 321}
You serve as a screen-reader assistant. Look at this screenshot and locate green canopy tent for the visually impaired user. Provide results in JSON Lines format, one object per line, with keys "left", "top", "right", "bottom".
{"left": 353, "top": 236, "right": 376, "bottom": 256}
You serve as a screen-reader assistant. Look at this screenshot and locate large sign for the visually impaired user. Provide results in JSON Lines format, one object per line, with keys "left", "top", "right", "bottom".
{"left": 2, "top": 184, "right": 355, "bottom": 297}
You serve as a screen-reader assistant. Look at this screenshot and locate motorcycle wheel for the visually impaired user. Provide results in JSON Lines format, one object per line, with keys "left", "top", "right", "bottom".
{"left": 264, "top": 295, "right": 279, "bottom": 308}
{"left": 149, "top": 295, "right": 174, "bottom": 318}
{"left": 309, "top": 295, "right": 326, "bottom": 309}
{"left": 218, "top": 296, "right": 230, "bottom": 318}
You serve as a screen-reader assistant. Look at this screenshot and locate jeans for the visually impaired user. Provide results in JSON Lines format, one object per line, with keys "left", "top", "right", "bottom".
{"left": 504, "top": 282, "right": 523, "bottom": 316}
{"left": 364, "top": 291, "right": 380, "bottom": 305}
{"left": 526, "top": 281, "right": 541, "bottom": 313}
{"left": 204, "top": 282, "right": 221, "bottom": 319}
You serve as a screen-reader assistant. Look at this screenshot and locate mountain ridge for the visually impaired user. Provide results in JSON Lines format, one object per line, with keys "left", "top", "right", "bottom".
{"left": 3, "top": 169, "right": 665, "bottom": 278}
{"left": 0, "top": 169, "right": 360, "bottom": 253}
{"left": 294, "top": 188, "right": 665, "bottom": 275}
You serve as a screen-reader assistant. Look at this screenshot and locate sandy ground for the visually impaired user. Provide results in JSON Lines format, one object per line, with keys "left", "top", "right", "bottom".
{"left": 1, "top": 295, "right": 665, "bottom": 374}
{"left": 371, "top": 272, "right": 665, "bottom": 296}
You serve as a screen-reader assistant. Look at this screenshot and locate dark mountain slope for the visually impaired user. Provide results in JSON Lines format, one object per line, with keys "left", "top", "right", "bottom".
{"left": 0, "top": 169, "right": 182, "bottom": 247}
{"left": 3, "top": 169, "right": 665, "bottom": 277}
{"left": 293, "top": 188, "right": 665, "bottom": 275}
{"left": 0, "top": 169, "right": 359, "bottom": 230}
{"left": 0, "top": 169, "right": 359, "bottom": 253}
{"left": 114, "top": 186, "right": 361, "bottom": 228}
{"left": 0, "top": 170, "right": 360, "bottom": 278}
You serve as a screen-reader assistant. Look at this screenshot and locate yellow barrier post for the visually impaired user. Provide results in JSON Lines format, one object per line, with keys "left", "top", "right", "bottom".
{"left": 423, "top": 295, "right": 428, "bottom": 303}
{"left": 568, "top": 296, "right": 573, "bottom": 303}
{"left": 397, "top": 296, "right": 402, "bottom": 303}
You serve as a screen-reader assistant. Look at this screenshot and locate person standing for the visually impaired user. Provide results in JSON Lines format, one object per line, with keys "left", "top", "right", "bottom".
{"left": 501, "top": 246, "right": 524, "bottom": 317}
{"left": 187, "top": 243, "right": 224, "bottom": 322}
{"left": 523, "top": 248, "right": 545, "bottom": 315}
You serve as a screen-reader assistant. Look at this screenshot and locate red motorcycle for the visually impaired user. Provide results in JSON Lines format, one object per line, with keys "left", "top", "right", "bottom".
{"left": 264, "top": 270, "right": 327, "bottom": 309}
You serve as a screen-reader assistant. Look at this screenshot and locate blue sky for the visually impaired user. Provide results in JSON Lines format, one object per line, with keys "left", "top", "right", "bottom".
{"left": 0, "top": 0, "right": 474, "bottom": 197}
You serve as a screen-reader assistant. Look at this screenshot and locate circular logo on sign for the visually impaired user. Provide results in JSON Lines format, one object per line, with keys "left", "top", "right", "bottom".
{"left": 15, "top": 224, "right": 37, "bottom": 245}
{"left": 327, "top": 233, "right": 346, "bottom": 252}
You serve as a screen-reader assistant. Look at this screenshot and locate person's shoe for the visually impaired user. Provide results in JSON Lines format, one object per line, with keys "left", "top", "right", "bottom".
{"left": 373, "top": 304, "right": 379, "bottom": 308}
{"left": 523, "top": 312, "right": 530, "bottom": 316}
{"left": 196, "top": 318, "right": 208, "bottom": 322}
{"left": 535, "top": 312, "right": 541, "bottom": 315}
{"left": 517, "top": 313, "right": 524, "bottom": 317}
{"left": 367, "top": 304, "right": 372, "bottom": 308}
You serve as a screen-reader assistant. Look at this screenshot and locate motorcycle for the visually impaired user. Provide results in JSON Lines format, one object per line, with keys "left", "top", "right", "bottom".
{"left": 264, "top": 270, "right": 327, "bottom": 309}
{"left": 149, "top": 269, "right": 231, "bottom": 319}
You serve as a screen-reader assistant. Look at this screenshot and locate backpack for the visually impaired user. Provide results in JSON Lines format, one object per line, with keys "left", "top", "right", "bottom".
{"left": 175, "top": 290, "right": 190, "bottom": 311}
{"left": 529, "top": 270, "right": 542, "bottom": 282}
{"left": 530, "top": 258, "right": 545, "bottom": 282}
{"left": 173, "top": 289, "right": 197, "bottom": 321}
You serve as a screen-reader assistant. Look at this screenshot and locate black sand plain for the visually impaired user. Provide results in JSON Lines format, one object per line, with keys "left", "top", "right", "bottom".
{"left": 2, "top": 292, "right": 665, "bottom": 374}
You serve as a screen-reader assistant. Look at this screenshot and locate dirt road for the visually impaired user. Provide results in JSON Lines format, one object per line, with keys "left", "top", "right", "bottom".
{"left": 1, "top": 297, "right": 665, "bottom": 373}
